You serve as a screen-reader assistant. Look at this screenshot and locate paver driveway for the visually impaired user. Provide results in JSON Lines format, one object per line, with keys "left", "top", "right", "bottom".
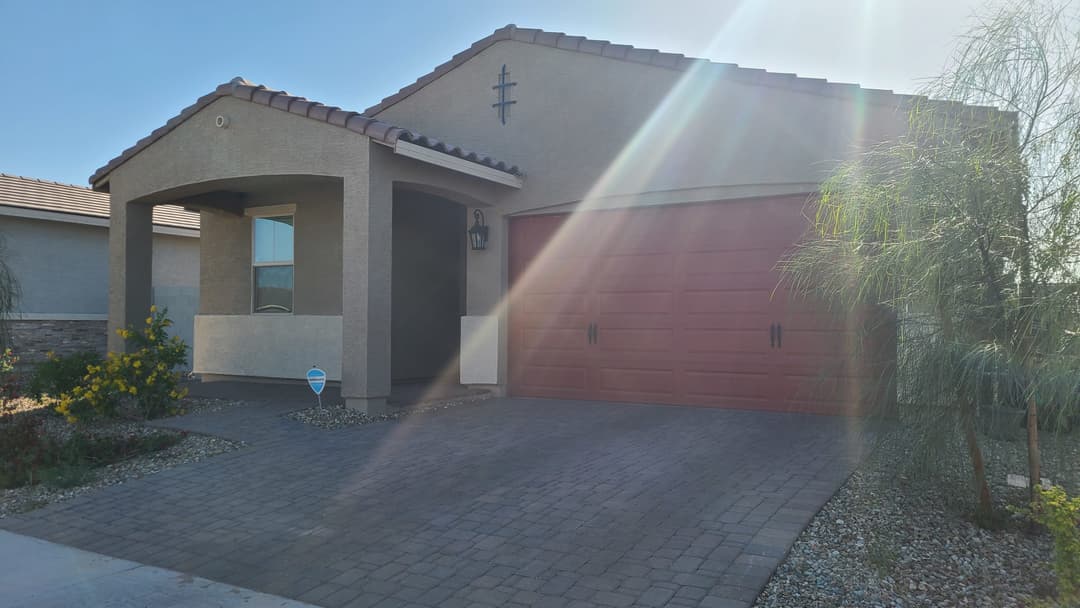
{"left": 1, "top": 398, "right": 864, "bottom": 608}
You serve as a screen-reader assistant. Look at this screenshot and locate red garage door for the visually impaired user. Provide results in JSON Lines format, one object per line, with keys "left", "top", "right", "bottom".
{"left": 507, "top": 194, "right": 894, "bottom": 414}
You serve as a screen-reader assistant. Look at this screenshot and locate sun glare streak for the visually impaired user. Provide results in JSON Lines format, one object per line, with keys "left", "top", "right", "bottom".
{"left": 414, "top": 3, "right": 764, "bottom": 411}
{"left": 336, "top": 0, "right": 889, "bottom": 491}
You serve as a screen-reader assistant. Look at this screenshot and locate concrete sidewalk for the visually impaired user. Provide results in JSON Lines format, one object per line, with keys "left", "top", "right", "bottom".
{"left": 0, "top": 530, "right": 316, "bottom": 607}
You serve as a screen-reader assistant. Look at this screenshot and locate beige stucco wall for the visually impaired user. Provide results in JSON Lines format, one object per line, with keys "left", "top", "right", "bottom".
{"left": 198, "top": 209, "right": 251, "bottom": 315}
{"left": 199, "top": 196, "right": 343, "bottom": 316}
{"left": 194, "top": 314, "right": 342, "bottom": 380}
{"left": 370, "top": 39, "right": 915, "bottom": 388}
{"left": 106, "top": 97, "right": 365, "bottom": 202}
{"left": 372, "top": 40, "right": 910, "bottom": 214}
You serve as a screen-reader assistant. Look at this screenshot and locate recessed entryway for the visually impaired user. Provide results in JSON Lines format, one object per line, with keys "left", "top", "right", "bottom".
{"left": 391, "top": 189, "right": 467, "bottom": 384}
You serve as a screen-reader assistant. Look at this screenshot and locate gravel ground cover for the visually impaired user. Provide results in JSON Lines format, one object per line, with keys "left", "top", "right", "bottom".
{"left": 0, "top": 397, "right": 243, "bottom": 518}
{"left": 753, "top": 429, "right": 1077, "bottom": 607}
{"left": 287, "top": 391, "right": 493, "bottom": 429}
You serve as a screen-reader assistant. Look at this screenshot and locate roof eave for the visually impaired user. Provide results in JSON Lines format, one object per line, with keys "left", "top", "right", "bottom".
{"left": 87, "top": 77, "right": 522, "bottom": 188}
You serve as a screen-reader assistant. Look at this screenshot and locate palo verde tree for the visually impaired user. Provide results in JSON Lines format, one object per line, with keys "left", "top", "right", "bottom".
{"left": 783, "top": 0, "right": 1080, "bottom": 521}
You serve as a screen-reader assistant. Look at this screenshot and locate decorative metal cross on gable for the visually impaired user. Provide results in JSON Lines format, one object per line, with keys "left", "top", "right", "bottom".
{"left": 491, "top": 64, "right": 517, "bottom": 125}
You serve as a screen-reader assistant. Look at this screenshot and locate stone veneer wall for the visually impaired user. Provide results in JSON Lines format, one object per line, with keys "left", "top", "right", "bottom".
{"left": 7, "top": 320, "right": 107, "bottom": 365}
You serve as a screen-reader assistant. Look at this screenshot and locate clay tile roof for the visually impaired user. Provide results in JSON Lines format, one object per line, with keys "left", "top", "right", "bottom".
{"left": 363, "top": 24, "right": 936, "bottom": 118}
{"left": 89, "top": 78, "right": 523, "bottom": 187}
{"left": 0, "top": 173, "right": 199, "bottom": 231}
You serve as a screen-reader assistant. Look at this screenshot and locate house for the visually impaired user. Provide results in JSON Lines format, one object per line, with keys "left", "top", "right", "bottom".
{"left": 90, "top": 25, "right": 922, "bottom": 415}
{"left": 0, "top": 174, "right": 199, "bottom": 366}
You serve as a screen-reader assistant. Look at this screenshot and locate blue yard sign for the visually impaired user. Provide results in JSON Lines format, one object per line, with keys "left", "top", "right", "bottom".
{"left": 307, "top": 366, "right": 327, "bottom": 407}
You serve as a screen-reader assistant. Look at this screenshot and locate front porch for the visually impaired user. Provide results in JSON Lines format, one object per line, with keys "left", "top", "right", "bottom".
{"left": 95, "top": 79, "right": 518, "bottom": 414}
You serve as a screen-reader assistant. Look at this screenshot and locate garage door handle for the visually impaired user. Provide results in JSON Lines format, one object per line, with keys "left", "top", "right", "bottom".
{"left": 777, "top": 323, "right": 782, "bottom": 349}
{"left": 587, "top": 322, "right": 595, "bottom": 344}
{"left": 770, "top": 323, "right": 775, "bottom": 348}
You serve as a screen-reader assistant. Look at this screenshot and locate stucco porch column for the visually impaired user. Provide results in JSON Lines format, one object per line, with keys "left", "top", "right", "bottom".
{"left": 341, "top": 164, "right": 393, "bottom": 414}
{"left": 107, "top": 193, "right": 153, "bottom": 353}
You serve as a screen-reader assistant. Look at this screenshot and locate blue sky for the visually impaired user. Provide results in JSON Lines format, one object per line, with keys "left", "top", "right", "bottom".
{"left": 1, "top": 0, "right": 985, "bottom": 186}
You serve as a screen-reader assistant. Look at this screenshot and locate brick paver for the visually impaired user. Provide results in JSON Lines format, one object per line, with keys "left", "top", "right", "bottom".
{"left": 1, "top": 397, "right": 863, "bottom": 607}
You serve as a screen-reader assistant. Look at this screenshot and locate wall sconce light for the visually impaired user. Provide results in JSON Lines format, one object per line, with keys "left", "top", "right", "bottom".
{"left": 468, "top": 209, "right": 489, "bottom": 251}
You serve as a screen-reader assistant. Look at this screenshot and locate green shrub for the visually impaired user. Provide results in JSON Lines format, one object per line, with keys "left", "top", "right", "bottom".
{"left": 0, "top": 348, "right": 18, "bottom": 412}
{"left": 0, "top": 414, "right": 183, "bottom": 489}
{"left": 0, "top": 348, "right": 14, "bottom": 374}
{"left": 1024, "top": 486, "right": 1080, "bottom": 604}
{"left": 26, "top": 350, "right": 102, "bottom": 400}
{"left": 56, "top": 307, "right": 188, "bottom": 422}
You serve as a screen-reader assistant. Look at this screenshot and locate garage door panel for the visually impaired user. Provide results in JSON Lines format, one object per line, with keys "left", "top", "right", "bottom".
{"left": 685, "top": 221, "right": 798, "bottom": 252}
{"left": 683, "top": 249, "right": 781, "bottom": 274}
{"left": 518, "top": 293, "right": 588, "bottom": 315}
{"left": 521, "top": 327, "right": 589, "bottom": 351}
{"left": 684, "top": 329, "right": 771, "bottom": 354}
{"left": 520, "top": 264, "right": 593, "bottom": 293}
{"left": 683, "top": 289, "right": 774, "bottom": 313}
{"left": 516, "top": 365, "right": 588, "bottom": 391}
{"left": 679, "top": 352, "right": 772, "bottom": 371}
{"left": 509, "top": 195, "right": 893, "bottom": 413}
{"left": 594, "top": 328, "right": 674, "bottom": 352}
{"left": 593, "top": 367, "right": 675, "bottom": 395}
{"left": 599, "top": 214, "right": 681, "bottom": 255}
{"left": 682, "top": 313, "right": 772, "bottom": 331}
{"left": 685, "top": 277, "right": 781, "bottom": 293}
{"left": 595, "top": 313, "right": 678, "bottom": 329}
{"left": 683, "top": 369, "right": 771, "bottom": 399}
{"left": 595, "top": 252, "right": 676, "bottom": 275}
{"left": 593, "top": 291, "right": 673, "bottom": 314}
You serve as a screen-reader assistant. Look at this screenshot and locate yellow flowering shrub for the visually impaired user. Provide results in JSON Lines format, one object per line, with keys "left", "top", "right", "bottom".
{"left": 56, "top": 307, "right": 189, "bottom": 422}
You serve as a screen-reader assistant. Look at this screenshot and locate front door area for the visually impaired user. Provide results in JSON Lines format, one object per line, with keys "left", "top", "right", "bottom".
{"left": 507, "top": 194, "right": 893, "bottom": 414}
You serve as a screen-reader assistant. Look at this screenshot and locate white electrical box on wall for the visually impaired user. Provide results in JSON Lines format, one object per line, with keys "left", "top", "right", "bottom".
{"left": 460, "top": 315, "right": 498, "bottom": 385}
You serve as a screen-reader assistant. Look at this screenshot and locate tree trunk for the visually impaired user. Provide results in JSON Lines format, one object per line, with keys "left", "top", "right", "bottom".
{"left": 964, "top": 406, "right": 995, "bottom": 521}
{"left": 1027, "top": 396, "right": 1042, "bottom": 500}
{"left": 1014, "top": 189, "right": 1043, "bottom": 503}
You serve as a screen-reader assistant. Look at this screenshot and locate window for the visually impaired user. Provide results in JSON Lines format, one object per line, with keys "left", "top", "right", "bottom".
{"left": 252, "top": 215, "right": 294, "bottom": 313}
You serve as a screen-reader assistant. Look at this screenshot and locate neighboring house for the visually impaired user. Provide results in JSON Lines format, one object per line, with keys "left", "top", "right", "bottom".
{"left": 89, "top": 25, "right": 989, "bottom": 415}
{"left": 0, "top": 174, "right": 199, "bottom": 366}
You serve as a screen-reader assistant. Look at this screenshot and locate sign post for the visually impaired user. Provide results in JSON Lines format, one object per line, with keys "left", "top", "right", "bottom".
{"left": 306, "top": 366, "right": 327, "bottom": 408}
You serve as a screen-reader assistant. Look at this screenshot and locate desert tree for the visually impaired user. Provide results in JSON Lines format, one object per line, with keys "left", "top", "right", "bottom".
{"left": 783, "top": 0, "right": 1080, "bottom": 520}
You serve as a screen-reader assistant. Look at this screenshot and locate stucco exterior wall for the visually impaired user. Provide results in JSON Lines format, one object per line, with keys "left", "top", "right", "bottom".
{"left": 199, "top": 196, "right": 344, "bottom": 316}
{"left": 1, "top": 215, "right": 199, "bottom": 365}
{"left": 372, "top": 40, "right": 910, "bottom": 213}
{"left": 3, "top": 217, "right": 109, "bottom": 315}
{"left": 105, "top": 97, "right": 366, "bottom": 202}
{"left": 198, "top": 210, "right": 251, "bottom": 315}
{"left": 153, "top": 233, "right": 200, "bottom": 287}
{"left": 194, "top": 314, "right": 342, "bottom": 380}
{"left": 293, "top": 196, "right": 343, "bottom": 315}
